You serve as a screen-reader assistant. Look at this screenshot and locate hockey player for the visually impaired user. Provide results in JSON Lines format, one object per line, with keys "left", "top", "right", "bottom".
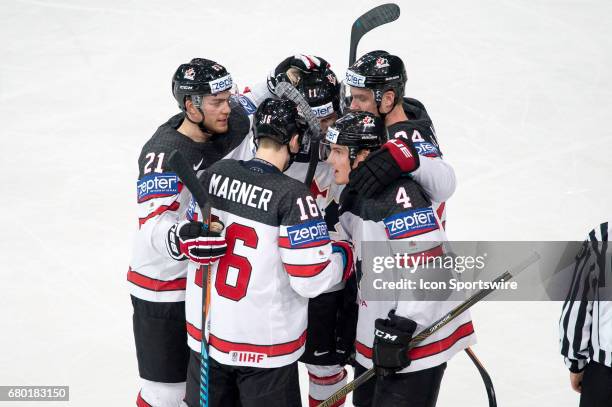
{"left": 559, "top": 222, "right": 612, "bottom": 407}
{"left": 342, "top": 50, "right": 455, "bottom": 230}
{"left": 128, "top": 58, "right": 253, "bottom": 407}
{"left": 182, "top": 98, "right": 355, "bottom": 407}
{"left": 322, "top": 111, "right": 476, "bottom": 407}
{"left": 257, "top": 53, "right": 458, "bottom": 406}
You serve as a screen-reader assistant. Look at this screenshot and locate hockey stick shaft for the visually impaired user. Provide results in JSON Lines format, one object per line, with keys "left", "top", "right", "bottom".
{"left": 317, "top": 251, "right": 540, "bottom": 407}
{"left": 465, "top": 347, "right": 497, "bottom": 407}
{"left": 167, "top": 150, "right": 211, "bottom": 407}
{"left": 349, "top": 3, "right": 401, "bottom": 65}
{"left": 275, "top": 81, "right": 321, "bottom": 186}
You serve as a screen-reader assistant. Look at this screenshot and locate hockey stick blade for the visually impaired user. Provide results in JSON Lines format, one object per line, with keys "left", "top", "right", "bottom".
{"left": 465, "top": 347, "right": 497, "bottom": 407}
{"left": 317, "top": 251, "right": 540, "bottom": 407}
{"left": 276, "top": 82, "right": 321, "bottom": 141}
{"left": 349, "top": 3, "right": 400, "bottom": 65}
{"left": 276, "top": 81, "right": 321, "bottom": 186}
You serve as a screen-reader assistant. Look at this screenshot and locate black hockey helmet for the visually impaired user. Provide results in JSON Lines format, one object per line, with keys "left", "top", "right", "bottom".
{"left": 342, "top": 50, "right": 407, "bottom": 110}
{"left": 297, "top": 68, "right": 341, "bottom": 119}
{"left": 320, "top": 111, "right": 387, "bottom": 161}
{"left": 172, "top": 58, "right": 233, "bottom": 111}
{"left": 254, "top": 98, "right": 303, "bottom": 146}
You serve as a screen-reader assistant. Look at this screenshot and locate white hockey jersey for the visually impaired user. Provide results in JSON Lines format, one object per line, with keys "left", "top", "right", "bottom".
{"left": 339, "top": 178, "right": 476, "bottom": 373}
{"left": 185, "top": 158, "right": 346, "bottom": 368}
{"left": 128, "top": 105, "right": 253, "bottom": 303}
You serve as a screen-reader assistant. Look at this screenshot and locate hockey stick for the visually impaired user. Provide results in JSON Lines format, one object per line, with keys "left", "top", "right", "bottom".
{"left": 167, "top": 150, "right": 211, "bottom": 407}
{"left": 275, "top": 81, "right": 321, "bottom": 186}
{"left": 465, "top": 347, "right": 497, "bottom": 407}
{"left": 349, "top": 3, "right": 401, "bottom": 65}
{"left": 317, "top": 251, "right": 540, "bottom": 407}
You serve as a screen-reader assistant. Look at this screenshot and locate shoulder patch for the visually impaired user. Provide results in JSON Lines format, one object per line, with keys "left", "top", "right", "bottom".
{"left": 137, "top": 173, "right": 180, "bottom": 203}
{"left": 383, "top": 207, "right": 438, "bottom": 239}
{"left": 287, "top": 220, "right": 329, "bottom": 248}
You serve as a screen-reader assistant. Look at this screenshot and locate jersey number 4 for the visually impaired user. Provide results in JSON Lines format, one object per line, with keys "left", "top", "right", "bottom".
{"left": 214, "top": 223, "right": 258, "bottom": 301}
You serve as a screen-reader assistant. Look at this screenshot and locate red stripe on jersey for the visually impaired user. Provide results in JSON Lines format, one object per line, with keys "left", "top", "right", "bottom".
{"left": 186, "top": 321, "right": 202, "bottom": 341}
{"left": 278, "top": 237, "right": 331, "bottom": 249}
{"left": 355, "top": 321, "right": 475, "bottom": 361}
{"left": 410, "top": 321, "right": 474, "bottom": 360}
{"left": 396, "top": 245, "right": 444, "bottom": 268}
{"left": 284, "top": 260, "right": 331, "bottom": 277}
{"left": 138, "top": 201, "right": 180, "bottom": 228}
{"left": 308, "top": 368, "right": 347, "bottom": 385}
{"left": 127, "top": 267, "right": 186, "bottom": 291}
{"left": 137, "top": 182, "right": 184, "bottom": 203}
{"left": 309, "top": 396, "right": 345, "bottom": 407}
{"left": 187, "top": 322, "right": 307, "bottom": 357}
{"left": 390, "top": 225, "right": 439, "bottom": 240}
{"left": 436, "top": 201, "right": 445, "bottom": 220}
{"left": 136, "top": 391, "right": 152, "bottom": 407}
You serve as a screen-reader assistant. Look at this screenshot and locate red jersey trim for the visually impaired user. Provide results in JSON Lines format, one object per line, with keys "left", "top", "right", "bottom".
{"left": 138, "top": 201, "right": 180, "bottom": 228}
{"left": 436, "top": 201, "right": 445, "bottom": 220}
{"left": 187, "top": 322, "right": 307, "bottom": 357}
{"left": 356, "top": 321, "right": 474, "bottom": 361}
{"left": 284, "top": 260, "right": 331, "bottom": 277}
{"left": 278, "top": 237, "right": 331, "bottom": 249}
{"left": 136, "top": 391, "right": 152, "bottom": 407}
{"left": 127, "top": 267, "right": 187, "bottom": 292}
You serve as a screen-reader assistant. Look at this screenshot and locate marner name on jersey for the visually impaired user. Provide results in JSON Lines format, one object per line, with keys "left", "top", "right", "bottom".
{"left": 209, "top": 173, "right": 273, "bottom": 211}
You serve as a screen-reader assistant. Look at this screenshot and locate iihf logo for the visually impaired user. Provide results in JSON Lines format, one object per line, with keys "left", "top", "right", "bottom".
{"left": 184, "top": 67, "right": 195, "bottom": 80}
{"left": 375, "top": 57, "right": 389, "bottom": 68}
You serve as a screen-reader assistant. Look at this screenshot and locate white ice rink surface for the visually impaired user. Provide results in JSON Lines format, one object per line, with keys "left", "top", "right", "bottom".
{"left": 1, "top": 0, "right": 611, "bottom": 406}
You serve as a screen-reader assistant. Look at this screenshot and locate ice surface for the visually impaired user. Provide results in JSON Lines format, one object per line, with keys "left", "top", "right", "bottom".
{"left": 1, "top": 0, "right": 610, "bottom": 405}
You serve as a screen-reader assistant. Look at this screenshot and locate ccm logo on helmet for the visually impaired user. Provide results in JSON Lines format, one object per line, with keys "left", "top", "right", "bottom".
{"left": 374, "top": 329, "right": 398, "bottom": 342}
{"left": 287, "top": 220, "right": 329, "bottom": 248}
{"left": 209, "top": 74, "right": 233, "bottom": 93}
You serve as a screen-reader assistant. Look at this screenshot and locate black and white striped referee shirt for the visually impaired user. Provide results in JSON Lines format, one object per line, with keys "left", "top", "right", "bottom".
{"left": 559, "top": 222, "right": 611, "bottom": 372}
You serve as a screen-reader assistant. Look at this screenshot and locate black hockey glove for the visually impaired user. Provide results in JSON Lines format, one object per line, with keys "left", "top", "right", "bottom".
{"left": 349, "top": 137, "right": 420, "bottom": 198}
{"left": 372, "top": 310, "right": 417, "bottom": 376}
{"left": 166, "top": 220, "right": 227, "bottom": 265}
{"left": 267, "top": 54, "right": 330, "bottom": 95}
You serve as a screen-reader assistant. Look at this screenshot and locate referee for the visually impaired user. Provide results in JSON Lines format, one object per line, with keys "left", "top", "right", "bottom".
{"left": 560, "top": 222, "right": 611, "bottom": 406}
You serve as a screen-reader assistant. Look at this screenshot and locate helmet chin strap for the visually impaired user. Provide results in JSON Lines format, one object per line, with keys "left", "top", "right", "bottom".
{"left": 184, "top": 107, "right": 212, "bottom": 135}
{"left": 284, "top": 145, "right": 297, "bottom": 172}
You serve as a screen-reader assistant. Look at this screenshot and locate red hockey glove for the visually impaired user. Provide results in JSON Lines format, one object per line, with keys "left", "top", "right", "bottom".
{"left": 167, "top": 220, "right": 226, "bottom": 265}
